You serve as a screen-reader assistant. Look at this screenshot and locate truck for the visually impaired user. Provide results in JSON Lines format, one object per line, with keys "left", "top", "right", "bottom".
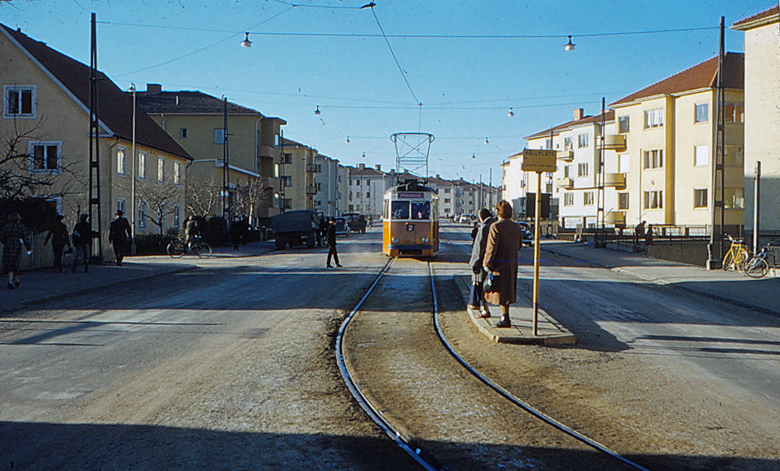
{"left": 343, "top": 213, "right": 367, "bottom": 234}
{"left": 270, "top": 210, "right": 323, "bottom": 249}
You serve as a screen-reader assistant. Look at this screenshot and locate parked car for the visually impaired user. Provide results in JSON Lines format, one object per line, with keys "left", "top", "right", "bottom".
{"left": 334, "top": 217, "right": 350, "bottom": 237}
{"left": 343, "top": 213, "right": 367, "bottom": 234}
{"left": 458, "top": 214, "right": 475, "bottom": 224}
{"left": 519, "top": 222, "right": 534, "bottom": 245}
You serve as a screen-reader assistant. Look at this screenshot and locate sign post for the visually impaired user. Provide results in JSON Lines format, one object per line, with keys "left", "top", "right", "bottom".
{"left": 522, "top": 149, "right": 556, "bottom": 336}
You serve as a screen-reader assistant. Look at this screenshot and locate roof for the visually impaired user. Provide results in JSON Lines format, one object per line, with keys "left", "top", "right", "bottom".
{"left": 611, "top": 52, "right": 744, "bottom": 107}
{"left": 135, "top": 90, "right": 262, "bottom": 116}
{"left": 733, "top": 5, "right": 779, "bottom": 30}
{"left": 525, "top": 109, "right": 615, "bottom": 140}
{"left": 0, "top": 24, "right": 191, "bottom": 161}
{"left": 349, "top": 165, "right": 385, "bottom": 177}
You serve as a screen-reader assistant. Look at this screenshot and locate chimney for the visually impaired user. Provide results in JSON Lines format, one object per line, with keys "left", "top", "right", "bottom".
{"left": 147, "top": 83, "right": 162, "bottom": 94}
{"left": 375, "top": 164, "right": 381, "bottom": 171}
{"left": 436, "top": 174, "right": 440, "bottom": 179}
{"left": 389, "top": 169, "right": 395, "bottom": 175}
{"left": 574, "top": 108, "right": 584, "bottom": 121}
{"left": 359, "top": 163, "right": 365, "bottom": 170}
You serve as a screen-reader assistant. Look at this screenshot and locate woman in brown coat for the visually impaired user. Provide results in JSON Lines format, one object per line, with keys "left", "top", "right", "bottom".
{"left": 483, "top": 200, "right": 524, "bottom": 327}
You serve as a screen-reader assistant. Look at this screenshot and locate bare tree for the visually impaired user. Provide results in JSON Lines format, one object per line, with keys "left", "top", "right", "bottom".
{"left": 233, "top": 177, "right": 272, "bottom": 224}
{"left": 187, "top": 177, "right": 222, "bottom": 218}
{"left": 135, "top": 178, "right": 184, "bottom": 236}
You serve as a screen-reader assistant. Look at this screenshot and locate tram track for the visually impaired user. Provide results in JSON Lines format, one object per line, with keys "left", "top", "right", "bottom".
{"left": 337, "top": 255, "right": 653, "bottom": 471}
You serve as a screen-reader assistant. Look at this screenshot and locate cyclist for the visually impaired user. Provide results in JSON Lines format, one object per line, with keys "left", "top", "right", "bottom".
{"left": 184, "top": 216, "right": 200, "bottom": 250}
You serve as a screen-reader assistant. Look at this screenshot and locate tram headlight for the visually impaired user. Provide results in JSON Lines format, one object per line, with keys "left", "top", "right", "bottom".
{"left": 421, "top": 237, "right": 428, "bottom": 243}
{"left": 391, "top": 236, "right": 398, "bottom": 243}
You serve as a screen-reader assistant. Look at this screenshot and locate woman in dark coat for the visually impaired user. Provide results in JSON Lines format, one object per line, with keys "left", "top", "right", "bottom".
{"left": 468, "top": 208, "right": 495, "bottom": 317}
{"left": 45, "top": 214, "right": 71, "bottom": 272}
{"left": 483, "top": 200, "right": 524, "bottom": 328}
{"left": 2, "top": 212, "right": 29, "bottom": 289}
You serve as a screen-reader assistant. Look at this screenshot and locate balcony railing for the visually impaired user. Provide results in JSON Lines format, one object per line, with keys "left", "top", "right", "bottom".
{"left": 605, "top": 211, "right": 626, "bottom": 224}
{"left": 602, "top": 134, "right": 627, "bottom": 152}
{"left": 306, "top": 164, "right": 319, "bottom": 173}
{"left": 604, "top": 172, "right": 626, "bottom": 189}
{"left": 306, "top": 185, "right": 317, "bottom": 196}
{"left": 556, "top": 150, "right": 574, "bottom": 162}
{"left": 556, "top": 177, "right": 573, "bottom": 189}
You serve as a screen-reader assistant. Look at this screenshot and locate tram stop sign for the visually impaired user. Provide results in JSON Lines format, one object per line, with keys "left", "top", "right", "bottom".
{"left": 522, "top": 149, "right": 557, "bottom": 173}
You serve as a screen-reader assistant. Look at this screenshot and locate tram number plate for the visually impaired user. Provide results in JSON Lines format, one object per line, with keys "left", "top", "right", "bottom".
{"left": 406, "top": 223, "right": 414, "bottom": 232}
{"left": 398, "top": 192, "right": 424, "bottom": 199}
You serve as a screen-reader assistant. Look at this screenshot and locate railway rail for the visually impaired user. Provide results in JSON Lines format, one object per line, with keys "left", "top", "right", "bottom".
{"left": 335, "top": 256, "right": 652, "bottom": 471}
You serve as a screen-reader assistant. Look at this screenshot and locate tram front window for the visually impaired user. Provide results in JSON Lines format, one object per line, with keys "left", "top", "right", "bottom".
{"left": 411, "top": 201, "right": 430, "bottom": 220}
{"left": 392, "top": 201, "right": 410, "bottom": 219}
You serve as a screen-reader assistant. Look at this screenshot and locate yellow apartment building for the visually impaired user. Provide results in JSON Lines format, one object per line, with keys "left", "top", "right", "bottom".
{"left": 279, "top": 137, "right": 317, "bottom": 211}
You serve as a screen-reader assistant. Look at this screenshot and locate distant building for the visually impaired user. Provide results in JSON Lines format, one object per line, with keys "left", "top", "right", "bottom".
{"left": 347, "top": 163, "right": 386, "bottom": 219}
{"left": 314, "top": 154, "right": 341, "bottom": 217}
{"left": 279, "top": 137, "right": 318, "bottom": 212}
{"left": 733, "top": 6, "right": 780, "bottom": 237}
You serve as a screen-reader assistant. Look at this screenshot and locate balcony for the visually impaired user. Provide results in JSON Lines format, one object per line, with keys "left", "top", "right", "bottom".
{"left": 556, "top": 177, "right": 573, "bottom": 189}
{"left": 605, "top": 211, "right": 626, "bottom": 225}
{"left": 604, "top": 172, "right": 626, "bottom": 189}
{"left": 556, "top": 150, "right": 574, "bottom": 162}
{"left": 306, "top": 185, "right": 317, "bottom": 196}
{"left": 602, "top": 134, "right": 627, "bottom": 152}
{"left": 306, "top": 164, "right": 319, "bottom": 173}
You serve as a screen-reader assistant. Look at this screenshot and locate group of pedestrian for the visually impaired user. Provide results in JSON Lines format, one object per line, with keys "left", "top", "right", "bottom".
{"left": 468, "top": 200, "right": 524, "bottom": 328}
{"left": 634, "top": 220, "right": 654, "bottom": 246}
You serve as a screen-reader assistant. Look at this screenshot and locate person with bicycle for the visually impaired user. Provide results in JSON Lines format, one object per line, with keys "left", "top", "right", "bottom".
{"left": 184, "top": 216, "right": 200, "bottom": 250}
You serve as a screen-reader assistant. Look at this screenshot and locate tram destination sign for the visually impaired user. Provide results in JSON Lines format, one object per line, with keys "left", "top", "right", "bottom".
{"left": 522, "top": 149, "right": 557, "bottom": 173}
{"left": 398, "top": 192, "right": 424, "bottom": 199}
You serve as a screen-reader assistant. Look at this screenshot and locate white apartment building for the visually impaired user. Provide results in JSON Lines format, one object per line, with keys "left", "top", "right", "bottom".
{"left": 314, "top": 154, "right": 341, "bottom": 217}
{"left": 733, "top": 6, "right": 780, "bottom": 237}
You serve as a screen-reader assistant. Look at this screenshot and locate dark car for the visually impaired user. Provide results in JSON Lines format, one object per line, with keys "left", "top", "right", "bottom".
{"left": 343, "top": 213, "right": 367, "bottom": 234}
{"left": 519, "top": 222, "right": 534, "bottom": 245}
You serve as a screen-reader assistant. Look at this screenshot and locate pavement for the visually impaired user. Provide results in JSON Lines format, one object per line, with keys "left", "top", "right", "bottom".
{"left": 0, "top": 240, "right": 276, "bottom": 314}
{"left": 452, "top": 239, "right": 780, "bottom": 346}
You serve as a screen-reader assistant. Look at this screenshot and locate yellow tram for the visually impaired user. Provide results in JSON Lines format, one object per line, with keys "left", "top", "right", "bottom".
{"left": 382, "top": 180, "right": 439, "bottom": 257}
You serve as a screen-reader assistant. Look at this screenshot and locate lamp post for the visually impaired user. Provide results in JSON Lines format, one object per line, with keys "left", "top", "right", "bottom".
{"left": 130, "top": 83, "right": 137, "bottom": 254}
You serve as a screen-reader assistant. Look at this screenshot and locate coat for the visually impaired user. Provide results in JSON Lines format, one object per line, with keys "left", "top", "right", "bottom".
{"left": 109, "top": 217, "right": 131, "bottom": 246}
{"left": 482, "top": 218, "right": 523, "bottom": 306}
{"left": 1, "top": 222, "right": 28, "bottom": 274}
{"left": 469, "top": 216, "right": 495, "bottom": 280}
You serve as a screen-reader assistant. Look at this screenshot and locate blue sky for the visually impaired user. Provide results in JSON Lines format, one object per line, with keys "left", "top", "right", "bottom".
{"left": 1, "top": 0, "right": 774, "bottom": 183}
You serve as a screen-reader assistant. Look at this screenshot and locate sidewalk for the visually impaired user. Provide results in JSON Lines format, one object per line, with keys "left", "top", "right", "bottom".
{"left": 0, "top": 241, "right": 276, "bottom": 314}
{"left": 540, "top": 240, "right": 780, "bottom": 317}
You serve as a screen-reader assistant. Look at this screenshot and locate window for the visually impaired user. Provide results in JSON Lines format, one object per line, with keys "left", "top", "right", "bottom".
{"left": 563, "top": 137, "right": 573, "bottom": 149}
{"left": 643, "top": 149, "right": 664, "bottom": 169}
{"left": 354, "top": 179, "right": 361, "bottom": 186}
{"left": 578, "top": 133, "right": 589, "bottom": 148}
{"left": 725, "top": 188, "right": 744, "bottom": 209}
{"left": 584, "top": 191, "right": 594, "bottom": 205}
{"left": 643, "top": 190, "right": 663, "bottom": 209}
{"left": 563, "top": 193, "right": 574, "bottom": 207}
{"left": 391, "top": 201, "right": 409, "bottom": 219}
{"left": 138, "top": 201, "right": 146, "bottom": 229}
{"left": 411, "top": 201, "right": 430, "bottom": 220}
{"left": 724, "top": 103, "right": 744, "bottom": 123}
{"left": 619, "top": 154, "right": 630, "bottom": 173}
{"left": 214, "top": 129, "right": 226, "bottom": 144}
{"left": 444, "top": 188, "right": 451, "bottom": 194}
{"left": 577, "top": 163, "right": 589, "bottom": 177}
{"left": 138, "top": 151, "right": 147, "bottom": 179}
{"left": 644, "top": 108, "right": 664, "bottom": 128}
{"left": 117, "top": 198, "right": 126, "bottom": 215}
{"left": 444, "top": 198, "right": 451, "bottom": 204}
{"left": 157, "top": 156, "right": 164, "bottom": 182}
{"left": 117, "top": 148, "right": 126, "bottom": 175}
{"left": 282, "top": 176, "right": 292, "bottom": 187}
{"left": 4, "top": 86, "right": 35, "bottom": 118}
{"left": 724, "top": 145, "right": 744, "bottom": 166}
{"left": 695, "top": 103, "right": 708, "bottom": 123}
{"left": 618, "top": 193, "right": 629, "bottom": 210}
{"left": 173, "top": 204, "right": 181, "bottom": 228}
{"left": 281, "top": 153, "right": 292, "bottom": 164}
{"left": 29, "top": 142, "right": 60, "bottom": 173}
{"left": 179, "top": 128, "right": 188, "bottom": 139}
{"left": 173, "top": 161, "right": 181, "bottom": 185}
{"left": 694, "top": 146, "right": 709, "bottom": 167}
{"left": 618, "top": 116, "right": 630, "bottom": 133}
{"left": 694, "top": 189, "right": 708, "bottom": 208}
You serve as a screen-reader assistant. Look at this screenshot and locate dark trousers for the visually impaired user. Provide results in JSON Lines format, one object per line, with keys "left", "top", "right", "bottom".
{"left": 327, "top": 245, "right": 340, "bottom": 266}
{"left": 468, "top": 270, "right": 486, "bottom": 308}
{"left": 52, "top": 244, "right": 67, "bottom": 271}
{"left": 113, "top": 240, "right": 128, "bottom": 263}
{"left": 73, "top": 244, "right": 90, "bottom": 272}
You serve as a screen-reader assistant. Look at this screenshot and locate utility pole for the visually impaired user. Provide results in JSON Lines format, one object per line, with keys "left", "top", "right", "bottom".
{"left": 707, "top": 16, "right": 726, "bottom": 269}
{"left": 88, "top": 12, "right": 103, "bottom": 261}
{"left": 222, "top": 96, "right": 230, "bottom": 221}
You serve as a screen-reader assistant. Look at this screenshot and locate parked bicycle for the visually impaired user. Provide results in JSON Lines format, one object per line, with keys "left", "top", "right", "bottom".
{"left": 167, "top": 235, "right": 213, "bottom": 259}
{"left": 743, "top": 245, "right": 777, "bottom": 279}
{"left": 723, "top": 235, "right": 750, "bottom": 272}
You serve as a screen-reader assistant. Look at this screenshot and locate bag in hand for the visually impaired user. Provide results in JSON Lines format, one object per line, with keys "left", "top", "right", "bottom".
{"left": 483, "top": 271, "right": 500, "bottom": 293}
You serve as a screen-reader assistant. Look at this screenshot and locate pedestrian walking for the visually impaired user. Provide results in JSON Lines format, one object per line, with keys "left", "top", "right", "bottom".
{"left": 645, "top": 224, "right": 654, "bottom": 246}
{"left": 468, "top": 208, "right": 495, "bottom": 318}
{"left": 482, "top": 200, "right": 524, "bottom": 328}
{"left": 71, "top": 214, "right": 93, "bottom": 273}
{"left": 109, "top": 210, "right": 132, "bottom": 266}
{"left": 44, "top": 214, "right": 71, "bottom": 272}
{"left": 634, "top": 220, "right": 646, "bottom": 246}
{"left": 326, "top": 218, "right": 342, "bottom": 268}
{"left": 1, "top": 212, "right": 30, "bottom": 290}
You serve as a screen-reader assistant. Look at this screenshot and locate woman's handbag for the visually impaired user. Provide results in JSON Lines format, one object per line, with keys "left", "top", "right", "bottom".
{"left": 483, "top": 271, "right": 500, "bottom": 293}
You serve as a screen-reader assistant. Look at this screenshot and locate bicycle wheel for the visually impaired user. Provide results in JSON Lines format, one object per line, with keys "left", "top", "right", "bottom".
{"left": 167, "top": 241, "right": 185, "bottom": 258}
{"left": 194, "top": 242, "right": 212, "bottom": 258}
{"left": 723, "top": 251, "right": 735, "bottom": 271}
{"left": 735, "top": 250, "right": 750, "bottom": 273}
{"left": 744, "top": 257, "right": 770, "bottom": 278}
